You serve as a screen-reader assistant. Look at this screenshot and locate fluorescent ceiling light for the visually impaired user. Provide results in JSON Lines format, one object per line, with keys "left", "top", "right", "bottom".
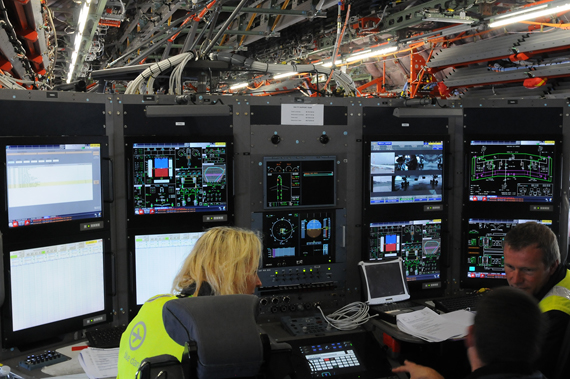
{"left": 273, "top": 72, "right": 299, "bottom": 79}
{"left": 494, "top": 4, "right": 548, "bottom": 20}
{"left": 66, "top": 0, "right": 92, "bottom": 83}
{"left": 230, "top": 82, "right": 249, "bottom": 90}
{"left": 489, "top": 2, "right": 570, "bottom": 27}
{"left": 322, "top": 60, "right": 342, "bottom": 68}
{"left": 345, "top": 46, "right": 398, "bottom": 62}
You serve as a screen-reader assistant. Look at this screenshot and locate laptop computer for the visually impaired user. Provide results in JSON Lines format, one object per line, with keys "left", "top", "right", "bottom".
{"left": 359, "top": 258, "right": 426, "bottom": 324}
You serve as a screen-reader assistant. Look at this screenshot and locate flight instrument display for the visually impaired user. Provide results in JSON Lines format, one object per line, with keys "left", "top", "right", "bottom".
{"left": 368, "top": 219, "right": 441, "bottom": 282}
{"left": 264, "top": 156, "right": 336, "bottom": 208}
{"left": 465, "top": 218, "right": 553, "bottom": 280}
{"left": 261, "top": 211, "right": 334, "bottom": 267}
{"left": 468, "top": 140, "right": 556, "bottom": 203}
{"left": 132, "top": 142, "right": 228, "bottom": 215}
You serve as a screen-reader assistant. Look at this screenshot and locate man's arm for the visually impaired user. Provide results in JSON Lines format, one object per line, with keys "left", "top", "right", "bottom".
{"left": 392, "top": 360, "right": 445, "bottom": 379}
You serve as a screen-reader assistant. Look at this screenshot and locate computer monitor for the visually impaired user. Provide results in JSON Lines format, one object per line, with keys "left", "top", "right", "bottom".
{"left": 260, "top": 210, "right": 335, "bottom": 268}
{"left": 366, "top": 218, "right": 443, "bottom": 294}
{"left": 1, "top": 236, "right": 112, "bottom": 349}
{"left": 125, "top": 137, "right": 233, "bottom": 228}
{"left": 461, "top": 218, "right": 556, "bottom": 289}
{"left": 466, "top": 138, "right": 559, "bottom": 203}
{"left": 1, "top": 137, "right": 107, "bottom": 234}
{"left": 130, "top": 230, "right": 204, "bottom": 313}
{"left": 264, "top": 156, "right": 336, "bottom": 209}
{"left": 365, "top": 138, "right": 446, "bottom": 205}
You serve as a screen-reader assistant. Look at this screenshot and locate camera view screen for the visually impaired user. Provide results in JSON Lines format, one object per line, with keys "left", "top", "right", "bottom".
{"left": 261, "top": 211, "right": 334, "bottom": 267}
{"left": 369, "top": 140, "right": 443, "bottom": 204}
{"left": 369, "top": 219, "right": 441, "bottom": 281}
{"left": 132, "top": 142, "right": 228, "bottom": 215}
{"left": 466, "top": 219, "right": 553, "bottom": 279}
{"left": 467, "top": 140, "right": 556, "bottom": 203}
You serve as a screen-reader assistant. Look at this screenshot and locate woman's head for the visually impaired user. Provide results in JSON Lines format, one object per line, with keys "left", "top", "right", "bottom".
{"left": 172, "top": 226, "right": 262, "bottom": 296}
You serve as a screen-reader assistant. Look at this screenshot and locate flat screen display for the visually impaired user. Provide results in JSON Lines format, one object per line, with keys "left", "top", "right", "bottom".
{"left": 132, "top": 142, "right": 228, "bottom": 215}
{"left": 264, "top": 156, "right": 336, "bottom": 208}
{"left": 134, "top": 231, "right": 204, "bottom": 304}
{"left": 368, "top": 219, "right": 442, "bottom": 282}
{"left": 261, "top": 211, "right": 334, "bottom": 268}
{"left": 467, "top": 139, "right": 557, "bottom": 203}
{"left": 301, "top": 340, "right": 364, "bottom": 377}
{"left": 465, "top": 218, "right": 553, "bottom": 280}
{"left": 2, "top": 237, "right": 109, "bottom": 348}
{"left": 368, "top": 140, "right": 443, "bottom": 204}
{"left": 6, "top": 143, "right": 102, "bottom": 228}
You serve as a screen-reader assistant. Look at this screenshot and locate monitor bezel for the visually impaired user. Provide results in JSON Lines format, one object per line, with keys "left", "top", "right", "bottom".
{"left": 1, "top": 233, "right": 114, "bottom": 350}
{"left": 362, "top": 135, "right": 450, "bottom": 216}
{"left": 459, "top": 216, "right": 559, "bottom": 290}
{"left": 262, "top": 155, "right": 337, "bottom": 210}
{"left": 124, "top": 136, "right": 235, "bottom": 230}
{"left": 464, "top": 135, "right": 562, "bottom": 209}
{"left": 0, "top": 135, "right": 110, "bottom": 240}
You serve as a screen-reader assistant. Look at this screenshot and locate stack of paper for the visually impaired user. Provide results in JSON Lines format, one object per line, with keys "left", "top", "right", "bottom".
{"left": 78, "top": 348, "right": 119, "bottom": 379}
{"left": 396, "top": 307, "right": 475, "bottom": 342}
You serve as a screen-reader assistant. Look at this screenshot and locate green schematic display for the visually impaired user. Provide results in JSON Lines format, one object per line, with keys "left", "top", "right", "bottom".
{"left": 264, "top": 156, "right": 336, "bottom": 208}
{"left": 132, "top": 142, "right": 228, "bottom": 214}
{"left": 468, "top": 140, "right": 556, "bottom": 203}
{"left": 368, "top": 219, "right": 441, "bottom": 282}
{"left": 466, "top": 218, "right": 553, "bottom": 280}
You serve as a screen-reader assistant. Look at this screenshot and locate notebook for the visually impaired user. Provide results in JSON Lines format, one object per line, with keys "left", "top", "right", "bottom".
{"left": 359, "top": 259, "right": 425, "bottom": 324}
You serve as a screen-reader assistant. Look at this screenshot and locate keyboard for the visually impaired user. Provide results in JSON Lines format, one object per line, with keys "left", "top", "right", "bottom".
{"left": 86, "top": 325, "right": 127, "bottom": 348}
{"left": 433, "top": 293, "right": 485, "bottom": 313}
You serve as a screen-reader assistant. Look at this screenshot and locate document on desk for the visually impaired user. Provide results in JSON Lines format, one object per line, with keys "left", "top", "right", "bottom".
{"left": 396, "top": 307, "right": 474, "bottom": 343}
{"left": 78, "top": 347, "right": 119, "bottom": 379}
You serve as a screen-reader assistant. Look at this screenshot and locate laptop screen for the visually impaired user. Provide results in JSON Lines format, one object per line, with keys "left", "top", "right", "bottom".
{"left": 359, "top": 258, "right": 410, "bottom": 305}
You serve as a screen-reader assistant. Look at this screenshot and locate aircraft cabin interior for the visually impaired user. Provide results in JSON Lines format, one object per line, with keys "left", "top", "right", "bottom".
{"left": 0, "top": 0, "right": 570, "bottom": 378}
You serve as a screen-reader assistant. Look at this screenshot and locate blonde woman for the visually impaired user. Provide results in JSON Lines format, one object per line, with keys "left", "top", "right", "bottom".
{"left": 118, "top": 226, "right": 262, "bottom": 379}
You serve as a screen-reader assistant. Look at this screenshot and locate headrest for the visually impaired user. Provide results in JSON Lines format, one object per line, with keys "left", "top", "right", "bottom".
{"left": 162, "top": 295, "right": 263, "bottom": 379}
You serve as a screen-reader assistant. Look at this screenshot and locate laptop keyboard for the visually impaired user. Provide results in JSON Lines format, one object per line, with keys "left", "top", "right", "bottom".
{"left": 370, "top": 300, "right": 421, "bottom": 312}
{"left": 433, "top": 292, "right": 485, "bottom": 313}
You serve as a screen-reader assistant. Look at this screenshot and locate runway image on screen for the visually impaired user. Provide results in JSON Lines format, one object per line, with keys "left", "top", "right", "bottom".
{"left": 262, "top": 211, "right": 334, "bottom": 267}
{"left": 466, "top": 219, "right": 553, "bottom": 280}
{"left": 468, "top": 140, "right": 556, "bottom": 203}
{"left": 369, "top": 140, "right": 443, "bottom": 204}
{"left": 132, "top": 142, "right": 228, "bottom": 215}
{"left": 369, "top": 219, "right": 441, "bottom": 281}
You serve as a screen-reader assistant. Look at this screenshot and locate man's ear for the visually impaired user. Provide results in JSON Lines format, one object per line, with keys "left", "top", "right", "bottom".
{"left": 465, "top": 325, "right": 475, "bottom": 349}
{"left": 550, "top": 260, "right": 560, "bottom": 275}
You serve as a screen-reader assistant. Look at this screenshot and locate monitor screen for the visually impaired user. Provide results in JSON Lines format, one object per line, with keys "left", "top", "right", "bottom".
{"left": 465, "top": 218, "right": 554, "bottom": 281}
{"left": 368, "top": 219, "right": 442, "bottom": 282}
{"left": 6, "top": 143, "right": 102, "bottom": 228}
{"left": 264, "top": 156, "right": 336, "bottom": 208}
{"left": 368, "top": 140, "right": 444, "bottom": 204}
{"left": 132, "top": 142, "right": 229, "bottom": 215}
{"left": 261, "top": 211, "right": 335, "bottom": 268}
{"left": 2, "top": 237, "right": 110, "bottom": 348}
{"left": 467, "top": 139, "right": 557, "bottom": 203}
{"left": 133, "top": 231, "right": 204, "bottom": 305}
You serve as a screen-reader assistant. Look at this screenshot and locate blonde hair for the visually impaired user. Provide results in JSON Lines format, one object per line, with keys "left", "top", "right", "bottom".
{"left": 172, "top": 226, "right": 262, "bottom": 296}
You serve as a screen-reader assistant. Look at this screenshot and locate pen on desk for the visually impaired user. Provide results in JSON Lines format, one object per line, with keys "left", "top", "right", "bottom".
{"left": 72, "top": 345, "right": 89, "bottom": 351}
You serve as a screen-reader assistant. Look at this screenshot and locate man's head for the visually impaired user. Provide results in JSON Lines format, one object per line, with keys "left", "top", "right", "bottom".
{"left": 468, "top": 286, "right": 544, "bottom": 367}
{"left": 503, "top": 222, "right": 559, "bottom": 296}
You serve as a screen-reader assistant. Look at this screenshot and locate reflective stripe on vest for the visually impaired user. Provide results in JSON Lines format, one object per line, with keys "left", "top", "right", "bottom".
{"left": 539, "top": 269, "right": 570, "bottom": 316}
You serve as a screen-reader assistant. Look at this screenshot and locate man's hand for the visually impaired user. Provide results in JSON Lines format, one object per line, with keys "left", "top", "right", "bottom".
{"left": 392, "top": 360, "right": 445, "bottom": 379}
